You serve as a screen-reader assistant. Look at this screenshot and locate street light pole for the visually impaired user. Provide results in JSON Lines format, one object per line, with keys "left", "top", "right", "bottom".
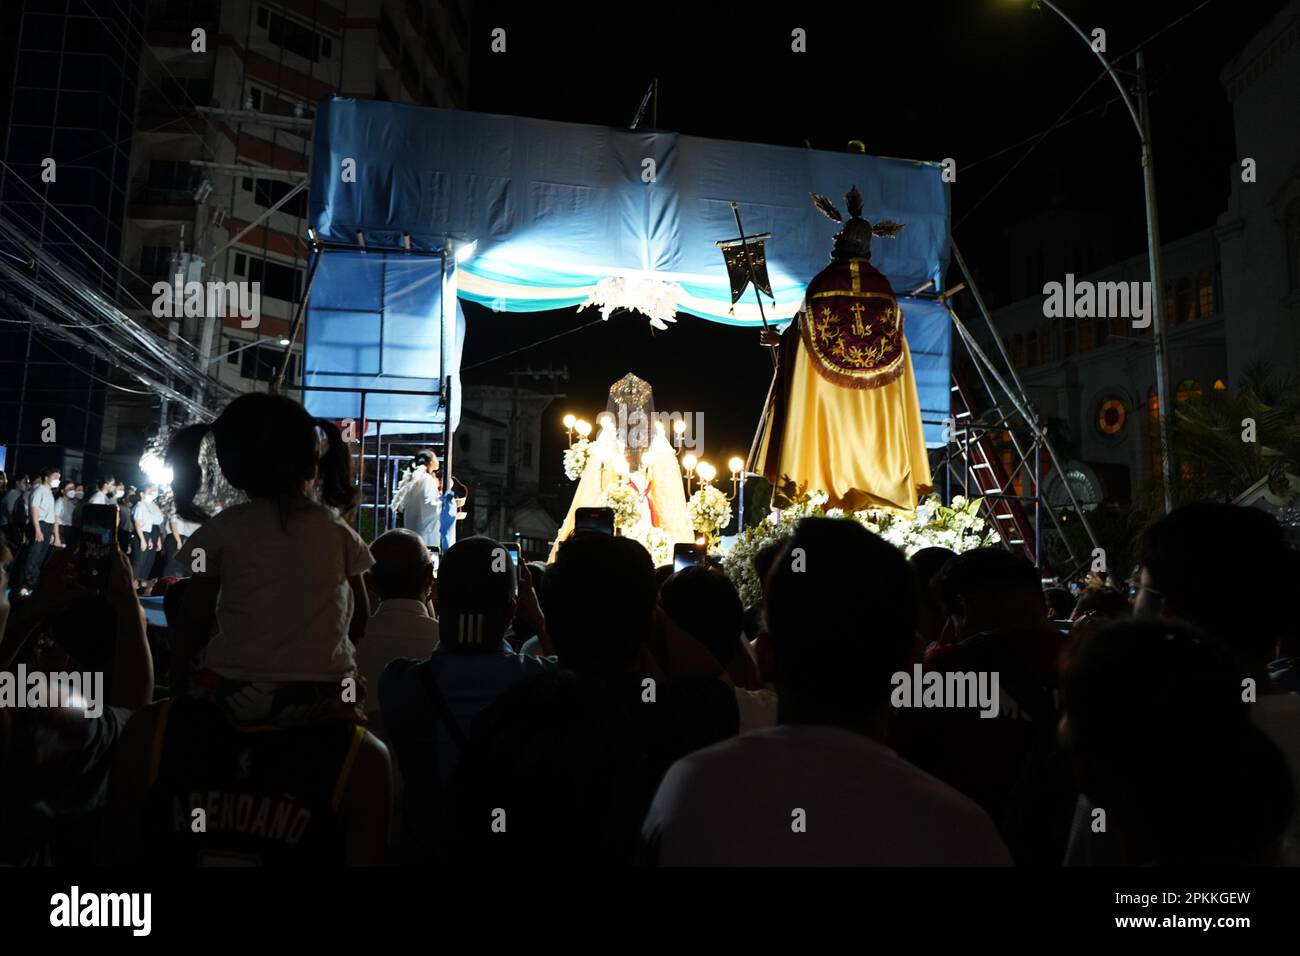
{"left": 1135, "top": 50, "right": 1175, "bottom": 514}
{"left": 1035, "top": 0, "right": 1174, "bottom": 513}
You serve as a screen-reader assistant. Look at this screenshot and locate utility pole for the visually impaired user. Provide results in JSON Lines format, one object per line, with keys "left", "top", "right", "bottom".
{"left": 1033, "top": 1, "right": 1175, "bottom": 512}
{"left": 1136, "top": 51, "right": 1174, "bottom": 513}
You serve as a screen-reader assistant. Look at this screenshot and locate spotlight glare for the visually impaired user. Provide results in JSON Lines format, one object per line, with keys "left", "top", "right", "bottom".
{"left": 140, "top": 451, "right": 173, "bottom": 487}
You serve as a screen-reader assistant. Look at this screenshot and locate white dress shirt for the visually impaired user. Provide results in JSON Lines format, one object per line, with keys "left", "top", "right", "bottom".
{"left": 356, "top": 598, "right": 440, "bottom": 713}
{"left": 132, "top": 498, "right": 165, "bottom": 532}
{"left": 31, "top": 485, "right": 56, "bottom": 524}
{"left": 55, "top": 495, "right": 77, "bottom": 528}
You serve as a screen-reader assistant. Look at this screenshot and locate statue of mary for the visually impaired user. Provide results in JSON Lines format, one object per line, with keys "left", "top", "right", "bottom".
{"left": 549, "top": 373, "right": 694, "bottom": 562}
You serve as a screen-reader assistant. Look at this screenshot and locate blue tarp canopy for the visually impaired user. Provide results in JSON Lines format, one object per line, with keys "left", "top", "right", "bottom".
{"left": 303, "top": 249, "right": 464, "bottom": 435}
{"left": 307, "top": 98, "right": 952, "bottom": 443}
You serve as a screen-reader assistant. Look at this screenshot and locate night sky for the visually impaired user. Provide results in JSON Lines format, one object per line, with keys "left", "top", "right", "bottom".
{"left": 460, "top": 0, "right": 1289, "bottom": 488}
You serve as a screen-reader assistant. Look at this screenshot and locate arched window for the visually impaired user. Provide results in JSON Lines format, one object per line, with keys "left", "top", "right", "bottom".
{"left": 1197, "top": 271, "right": 1215, "bottom": 318}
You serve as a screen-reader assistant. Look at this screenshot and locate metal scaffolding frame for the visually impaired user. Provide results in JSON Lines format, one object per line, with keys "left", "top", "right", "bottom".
{"left": 924, "top": 239, "right": 1101, "bottom": 581}
{"left": 276, "top": 239, "right": 457, "bottom": 538}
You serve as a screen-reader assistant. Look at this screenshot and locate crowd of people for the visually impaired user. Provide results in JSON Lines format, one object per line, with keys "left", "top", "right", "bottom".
{"left": 2, "top": 470, "right": 197, "bottom": 596}
{"left": 1, "top": 392, "right": 1298, "bottom": 866}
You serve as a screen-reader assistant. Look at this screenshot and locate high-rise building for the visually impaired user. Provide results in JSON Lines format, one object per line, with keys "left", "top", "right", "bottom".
{"left": 0, "top": 0, "right": 146, "bottom": 482}
{"left": 112, "top": 0, "right": 471, "bottom": 466}
{"left": 2, "top": 1, "right": 471, "bottom": 484}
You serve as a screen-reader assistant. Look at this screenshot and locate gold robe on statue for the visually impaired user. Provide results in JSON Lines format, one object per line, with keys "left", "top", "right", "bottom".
{"left": 753, "top": 257, "right": 932, "bottom": 513}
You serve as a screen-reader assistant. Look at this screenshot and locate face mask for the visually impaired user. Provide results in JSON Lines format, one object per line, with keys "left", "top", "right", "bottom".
{"left": 115, "top": 490, "right": 125, "bottom": 499}
{"left": 143, "top": 493, "right": 157, "bottom": 503}
{"left": 51, "top": 479, "right": 61, "bottom": 488}
{"left": 71, "top": 491, "right": 81, "bottom": 499}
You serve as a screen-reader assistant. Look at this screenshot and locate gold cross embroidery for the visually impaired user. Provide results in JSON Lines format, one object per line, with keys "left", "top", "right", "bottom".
{"left": 849, "top": 302, "right": 866, "bottom": 336}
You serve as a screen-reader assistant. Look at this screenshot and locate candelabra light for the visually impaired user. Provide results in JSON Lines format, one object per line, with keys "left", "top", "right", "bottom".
{"left": 729, "top": 456, "right": 748, "bottom": 532}
{"left": 563, "top": 413, "right": 577, "bottom": 446}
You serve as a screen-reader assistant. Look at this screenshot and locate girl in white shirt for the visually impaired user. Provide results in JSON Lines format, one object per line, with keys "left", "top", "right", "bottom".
{"left": 173, "top": 395, "right": 372, "bottom": 706}
{"left": 132, "top": 484, "right": 165, "bottom": 585}
{"left": 54, "top": 487, "right": 77, "bottom": 545}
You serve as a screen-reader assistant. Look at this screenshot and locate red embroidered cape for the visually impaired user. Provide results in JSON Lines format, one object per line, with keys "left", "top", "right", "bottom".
{"left": 798, "top": 257, "right": 904, "bottom": 390}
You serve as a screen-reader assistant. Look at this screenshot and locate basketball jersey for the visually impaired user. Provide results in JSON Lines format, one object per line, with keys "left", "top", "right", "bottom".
{"left": 137, "top": 696, "right": 366, "bottom": 866}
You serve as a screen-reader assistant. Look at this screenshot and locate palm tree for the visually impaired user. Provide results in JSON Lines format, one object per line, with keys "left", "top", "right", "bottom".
{"left": 1164, "top": 363, "right": 1300, "bottom": 504}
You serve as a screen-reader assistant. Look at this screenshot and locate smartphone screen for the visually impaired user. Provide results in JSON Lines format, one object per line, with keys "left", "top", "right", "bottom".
{"left": 77, "top": 504, "right": 119, "bottom": 592}
{"left": 504, "top": 543, "right": 520, "bottom": 571}
{"left": 574, "top": 507, "right": 615, "bottom": 536}
{"left": 673, "top": 542, "right": 706, "bottom": 573}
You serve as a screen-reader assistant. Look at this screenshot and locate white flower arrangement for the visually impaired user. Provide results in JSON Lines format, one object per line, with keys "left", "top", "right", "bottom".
{"left": 599, "top": 480, "right": 642, "bottom": 532}
{"left": 720, "top": 491, "right": 1001, "bottom": 606}
{"left": 563, "top": 438, "right": 592, "bottom": 481}
{"left": 688, "top": 484, "right": 732, "bottom": 536}
{"left": 626, "top": 523, "right": 675, "bottom": 567}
